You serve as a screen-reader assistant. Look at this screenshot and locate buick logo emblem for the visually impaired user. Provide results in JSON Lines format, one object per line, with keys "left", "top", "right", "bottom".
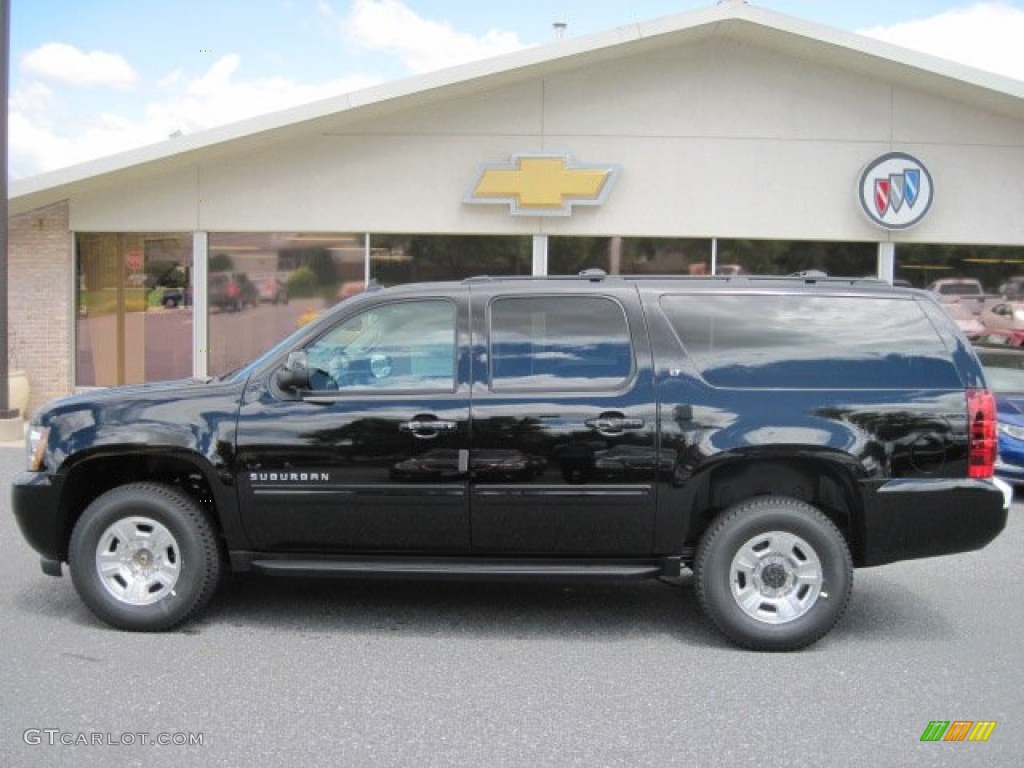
{"left": 858, "top": 152, "right": 934, "bottom": 230}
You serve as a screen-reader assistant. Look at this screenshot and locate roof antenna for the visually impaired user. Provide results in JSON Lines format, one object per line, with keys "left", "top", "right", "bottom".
{"left": 553, "top": 20, "right": 567, "bottom": 40}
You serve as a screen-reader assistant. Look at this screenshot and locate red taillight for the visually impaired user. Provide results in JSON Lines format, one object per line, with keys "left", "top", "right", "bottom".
{"left": 967, "top": 388, "right": 997, "bottom": 479}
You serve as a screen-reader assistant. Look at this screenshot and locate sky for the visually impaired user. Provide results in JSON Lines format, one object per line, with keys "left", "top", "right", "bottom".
{"left": 7, "top": 0, "right": 1024, "bottom": 180}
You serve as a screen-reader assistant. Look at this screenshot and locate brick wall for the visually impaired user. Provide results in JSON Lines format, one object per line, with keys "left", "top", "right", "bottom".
{"left": 7, "top": 202, "right": 73, "bottom": 415}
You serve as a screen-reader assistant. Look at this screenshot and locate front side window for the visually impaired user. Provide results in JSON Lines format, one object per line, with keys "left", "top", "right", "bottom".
{"left": 305, "top": 300, "right": 456, "bottom": 392}
{"left": 488, "top": 296, "right": 633, "bottom": 391}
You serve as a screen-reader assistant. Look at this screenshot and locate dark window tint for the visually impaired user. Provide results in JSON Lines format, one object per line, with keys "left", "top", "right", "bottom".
{"left": 660, "top": 294, "right": 961, "bottom": 389}
{"left": 489, "top": 296, "right": 632, "bottom": 391}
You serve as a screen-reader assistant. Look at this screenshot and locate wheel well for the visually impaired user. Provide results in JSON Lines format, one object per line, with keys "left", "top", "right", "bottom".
{"left": 56, "top": 453, "right": 224, "bottom": 561}
{"left": 688, "top": 458, "right": 861, "bottom": 558}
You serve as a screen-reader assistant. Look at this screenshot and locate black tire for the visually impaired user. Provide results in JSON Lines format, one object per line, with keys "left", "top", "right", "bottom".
{"left": 694, "top": 496, "right": 853, "bottom": 651}
{"left": 68, "top": 482, "right": 222, "bottom": 631}
{"left": 162, "top": 296, "right": 178, "bottom": 309}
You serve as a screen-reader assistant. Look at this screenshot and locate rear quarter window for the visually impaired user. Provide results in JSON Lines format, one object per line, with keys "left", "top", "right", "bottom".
{"left": 659, "top": 294, "right": 961, "bottom": 389}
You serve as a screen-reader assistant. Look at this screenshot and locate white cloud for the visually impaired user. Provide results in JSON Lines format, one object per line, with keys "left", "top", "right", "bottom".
{"left": 147, "top": 54, "right": 379, "bottom": 135}
{"left": 342, "top": 0, "right": 527, "bottom": 73}
{"left": 859, "top": 1, "right": 1024, "bottom": 82}
{"left": 21, "top": 42, "right": 140, "bottom": 89}
{"left": 9, "top": 54, "right": 380, "bottom": 178}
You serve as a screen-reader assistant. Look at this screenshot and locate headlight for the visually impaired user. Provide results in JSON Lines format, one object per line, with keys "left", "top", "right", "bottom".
{"left": 26, "top": 426, "right": 49, "bottom": 472}
{"left": 997, "top": 422, "right": 1024, "bottom": 442}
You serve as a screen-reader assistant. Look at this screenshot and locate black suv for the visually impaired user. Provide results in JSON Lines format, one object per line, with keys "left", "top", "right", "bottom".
{"left": 12, "top": 274, "right": 1008, "bottom": 650}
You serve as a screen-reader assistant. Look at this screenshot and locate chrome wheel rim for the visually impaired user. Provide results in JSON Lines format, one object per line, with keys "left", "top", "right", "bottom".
{"left": 730, "top": 530, "right": 823, "bottom": 624}
{"left": 95, "top": 516, "right": 182, "bottom": 606}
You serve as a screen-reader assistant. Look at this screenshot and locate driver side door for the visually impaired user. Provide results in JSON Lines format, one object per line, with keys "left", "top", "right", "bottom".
{"left": 235, "top": 295, "right": 471, "bottom": 553}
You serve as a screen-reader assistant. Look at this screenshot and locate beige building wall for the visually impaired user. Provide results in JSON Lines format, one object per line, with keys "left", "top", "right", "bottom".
{"left": 66, "top": 38, "right": 1024, "bottom": 245}
{"left": 8, "top": 202, "right": 73, "bottom": 413}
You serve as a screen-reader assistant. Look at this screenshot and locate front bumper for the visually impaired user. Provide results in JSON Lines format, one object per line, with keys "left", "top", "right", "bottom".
{"left": 11, "top": 471, "right": 64, "bottom": 563}
{"left": 859, "top": 477, "right": 1008, "bottom": 567}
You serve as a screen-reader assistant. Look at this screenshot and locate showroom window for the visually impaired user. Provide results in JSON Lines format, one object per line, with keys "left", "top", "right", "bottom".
{"left": 548, "top": 237, "right": 712, "bottom": 275}
{"left": 75, "top": 233, "right": 192, "bottom": 386}
{"left": 711, "top": 239, "right": 877, "bottom": 278}
{"left": 368, "top": 234, "right": 531, "bottom": 285}
{"left": 548, "top": 237, "right": 877, "bottom": 278}
{"left": 206, "top": 232, "right": 364, "bottom": 377}
{"left": 894, "top": 244, "right": 1024, "bottom": 292}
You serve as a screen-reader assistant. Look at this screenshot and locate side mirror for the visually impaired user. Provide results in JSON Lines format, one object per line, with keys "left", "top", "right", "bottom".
{"left": 276, "top": 350, "right": 311, "bottom": 391}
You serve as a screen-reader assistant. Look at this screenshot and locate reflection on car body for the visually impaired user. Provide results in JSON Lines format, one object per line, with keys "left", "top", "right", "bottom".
{"left": 390, "top": 448, "right": 545, "bottom": 482}
{"left": 593, "top": 445, "right": 678, "bottom": 481}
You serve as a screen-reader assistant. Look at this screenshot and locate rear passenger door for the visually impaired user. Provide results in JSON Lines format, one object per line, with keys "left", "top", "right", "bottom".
{"left": 468, "top": 284, "right": 658, "bottom": 555}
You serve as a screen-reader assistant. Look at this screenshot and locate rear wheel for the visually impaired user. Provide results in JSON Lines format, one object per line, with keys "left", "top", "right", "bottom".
{"left": 69, "top": 482, "right": 222, "bottom": 631}
{"left": 695, "top": 496, "right": 852, "bottom": 651}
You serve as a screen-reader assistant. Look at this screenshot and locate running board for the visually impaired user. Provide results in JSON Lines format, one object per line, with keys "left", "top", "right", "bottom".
{"left": 233, "top": 554, "right": 684, "bottom": 581}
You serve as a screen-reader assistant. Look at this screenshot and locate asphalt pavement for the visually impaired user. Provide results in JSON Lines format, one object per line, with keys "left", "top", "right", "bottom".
{"left": 1, "top": 443, "right": 1021, "bottom": 768}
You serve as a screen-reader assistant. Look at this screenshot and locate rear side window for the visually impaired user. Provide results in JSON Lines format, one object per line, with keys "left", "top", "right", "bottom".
{"left": 660, "top": 294, "right": 961, "bottom": 389}
{"left": 489, "top": 296, "right": 632, "bottom": 391}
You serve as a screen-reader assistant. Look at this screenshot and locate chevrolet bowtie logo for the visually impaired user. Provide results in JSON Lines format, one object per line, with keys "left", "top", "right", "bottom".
{"left": 464, "top": 153, "right": 620, "bottom": 216}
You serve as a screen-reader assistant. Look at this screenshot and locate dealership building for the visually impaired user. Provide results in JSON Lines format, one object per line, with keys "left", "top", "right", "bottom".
{"left": 7, "top": 0, "right": 1024, "bottom": 414}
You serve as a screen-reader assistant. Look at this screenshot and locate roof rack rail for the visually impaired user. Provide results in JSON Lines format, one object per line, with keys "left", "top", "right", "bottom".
{"left": 461, "top": 272, "right": 888, "bottom": 286}
{"left": 462, "top": 268, "right": 616, "bottom": 284}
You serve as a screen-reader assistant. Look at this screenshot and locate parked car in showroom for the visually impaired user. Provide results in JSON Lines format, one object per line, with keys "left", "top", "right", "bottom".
{"left": 159, "top": 285, "right": 192, "bottom": 308}
{"left": 257, "top": 276, "right": 289, "bottom": 304}
{"left": 972, "top": 328, "right": 1024, "bottom": 347}
{"left": 975, "top": 344, "right": 1024, "bottom": 484}
{"left": 209, "top": 272, "right": 257, "bottom": 312}
{"left": 980, "top": 301, "right": 1024, "bottom": 330}
{"left": 941, "top": 301, "right": 985, "bottom": 336}
{"left": 927, "top": 277, "right": 985, "bottom": 297}
{"left": 998, "top": 276, "right": 1024, "bottom": 299}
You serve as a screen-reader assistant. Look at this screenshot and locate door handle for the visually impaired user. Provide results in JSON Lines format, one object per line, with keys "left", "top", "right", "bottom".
{"left": 585, "top": 414, "right": 645, "bottom": 435}
{"left": 398, "top": 419, "right": 458, "bottom": 438}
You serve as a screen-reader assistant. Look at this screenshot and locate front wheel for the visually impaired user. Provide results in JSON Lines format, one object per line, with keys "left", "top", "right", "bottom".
{"left": 69, "top": 483, "right": 222, "bottom": 631}
{"left": 694, "top": 497, "right": 853, "bottom": 651}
